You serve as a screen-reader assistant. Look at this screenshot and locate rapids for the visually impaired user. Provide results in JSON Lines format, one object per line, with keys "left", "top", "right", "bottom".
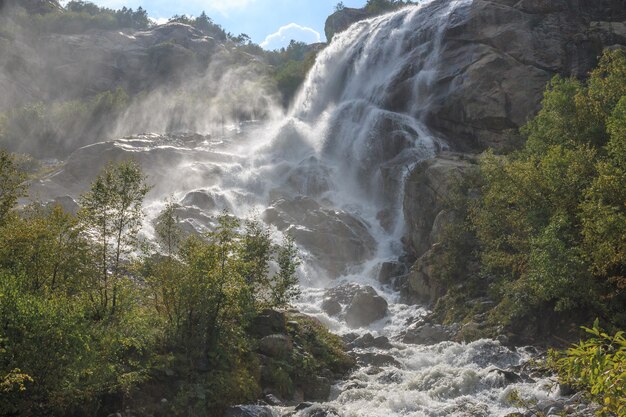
{"left": 36, "top": 1, "right": 572, "bottom": 415}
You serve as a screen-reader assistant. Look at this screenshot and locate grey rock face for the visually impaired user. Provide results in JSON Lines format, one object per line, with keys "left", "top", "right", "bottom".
{"left": 321, "top": 298, "right": 342, "bottom": 316}
{"left": 258, "top": 334, "right": 293, "bottom": 359}
{"left": 401, "top": 322, "right": 459, "bottom": 345}
{"left": 222, "top": 405, "right": 273, "bottom": 417}
{"left": 323, "top": 284, "right": 389, "bottom": 328}
{"left": 403, "top": 152, "right": 478, "bottom": 258}
{"left": 328, "top": 1, "right": 625, "bottom": 152}
{"left": 324, "top": 7, "right": 373, "bottom": 41}
{"left": 0, "top": 20, "right": 219, "bottom": 112}
{"left": 344, "top": 287, "right": 388, "bottom": 328}
{"left": 263, "top": 197, "right": 376, "bottom": 278}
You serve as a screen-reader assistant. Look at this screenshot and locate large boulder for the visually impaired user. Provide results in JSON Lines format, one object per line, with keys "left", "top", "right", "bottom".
{"left": 263, "top": 197, "right": 376, "bottom": 278}
{"left": 258, "top": 334, "right": 293, "bottom": 359}
{"left": 344, "top": 287, "right": 388, "bottom": 328}
{"left": 222, "top": 406, "right": 273, "bottom": 417}
{"left": 403, "top": 152, "right": 478, "bottom": 258}
{"left": 407, "top": 245, "right": 445, "bottom": 305}
{"left": 323, "top": 284, "right": 389, "bottom": 328}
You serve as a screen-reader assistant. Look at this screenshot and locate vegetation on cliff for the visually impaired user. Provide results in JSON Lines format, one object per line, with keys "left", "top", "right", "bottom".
{"left": 427, "top": 48, "right": 625, "bottom": 412}
{"left": 0, "top": 1, "right": 323, "bottom": 157}
{"left": 0, "top": 157, "right": 352, "bottom": 417}
{"left": 433, "top": 49, "right": 625, "bottom": 338}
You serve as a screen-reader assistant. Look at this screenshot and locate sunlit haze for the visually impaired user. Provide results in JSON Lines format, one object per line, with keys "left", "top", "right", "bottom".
{"left": 61, "top": 0, "right": 369, "bottom": 49}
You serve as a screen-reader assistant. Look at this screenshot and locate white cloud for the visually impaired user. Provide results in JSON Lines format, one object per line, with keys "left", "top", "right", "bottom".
{"left": 260, "top": 23, "right": 321, "bottom": 50}
{"left": 149, "top": 17, "right": 169, "bottom": 25}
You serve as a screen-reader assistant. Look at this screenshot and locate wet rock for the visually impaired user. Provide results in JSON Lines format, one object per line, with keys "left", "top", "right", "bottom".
{"left": 407, "top": 246, "right": 445, "bottom": 306}
{"left": 349, "top": 333, "right": 392, "bottom": 349}
{"left": 263, "top": 197, "right": 376, "bottom": 278}
{"left": 299, "top": 405, "right": 342, "bottom": 417}
{"left": 402, "top": 322, "right": 457, "bottom": 345}
{"left": 341, "top": 332, "right": 359, "bottom": 345}
{"left": 250, "top": 309, "right": 287, "bottom": 338}
{"left": 302, "top": 376, "right": 331, "bottom": 401}
{"left": 180, "top": 189, "right": 216, "bottom": 210}
{"left": 258, "top": 334, "right": 292, "bottom": 358}
{"left": 403, "top": 152, "right": 479, "bottom": 258}
{"left": 377, "top": 370, "right": 402, "bottom": 384}
{"left": 223, "top": 405, "right": 273, "bottom": 417}
{"left": 355, "top": 352, "right": 401, "bottom": 367}
{"left": 324, "top": 283, "right": 363, "bottom": 305}
{"left": 485, "top": 368, "right": 524, "bottom": 387}
{"left": 321, "top": 298, "right": 342, "bottom": 316}
{"left": 378, "top": 261, "right": 408, "bottom": 286}
{"left": 558, "top": 382, "right": 576, "bottom": 396}
{"left": 344, "top": 287, "right": 388, "bottom": 328}
{"left": 263, "top": 393, "right": 282, "bottom": 406}
{"left": 283, "top": 156, "right": 332, "bottom": 197}
{"left": 295, "top": 402, "right": 314, "bottom": 411}
{"left": 365, "top": 366, "right": 384, "bottom": 375}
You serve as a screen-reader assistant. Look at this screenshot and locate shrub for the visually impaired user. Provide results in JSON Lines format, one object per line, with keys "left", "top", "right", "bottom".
{"left": 548, "top": 320, "right": 626, "bottom": 416}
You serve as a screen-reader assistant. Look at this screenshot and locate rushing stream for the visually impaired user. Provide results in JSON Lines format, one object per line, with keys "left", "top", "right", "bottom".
{"left": 36, "top": 1, "right": 573, "bottom": 415}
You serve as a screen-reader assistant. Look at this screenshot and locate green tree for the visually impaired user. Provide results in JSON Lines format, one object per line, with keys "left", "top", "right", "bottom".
{"left": 0, "top": 204, "right": 92, "bottom": 295}
{"left": 271, "top": 235, "right": 301, "bottom": 308}
{"left": 468, "top": 49, "right": 626, "bottom": 329}
{"left": 0, "top": 149, "right": 26, "bottom": 225}
{"left": 79, "top": 160, "right": 151, "bottom": 318}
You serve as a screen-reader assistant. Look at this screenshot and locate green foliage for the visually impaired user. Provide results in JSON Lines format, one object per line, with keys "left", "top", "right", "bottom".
{"left": 431, "top": 50, "right": 626, "bottom": 339}
{"left": 365, "top": 0, "right": 416, "bottom": 14}
{"left": 80, "top": 160, "right": 151, "bottom": 318}
{"left": 266, "top": 40, "right": 319, "bottom": 106}
{"left": 17, "top": 1, "right": 151, "bottom": 34}
{"left": 0, "top": 149, "right": 26, "bottom": 225}
{"left": 0, "top": 155, "right": 333, "bottom": 416}
{"left": 548, "top": 320, "right": 626, "bottom": 416}
{"left": 467, "top": 50, "right": 626, "bottom": 329}
{"left": 0, "top": 204, "right": 92, "bottom": 295}
{"left": 0, "top": 88, "right": 130, "bottom": 158}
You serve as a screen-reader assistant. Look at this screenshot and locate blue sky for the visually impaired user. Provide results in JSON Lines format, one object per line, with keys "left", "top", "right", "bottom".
{"left": 66, "top": 0, "right": 368, "bottom": 49}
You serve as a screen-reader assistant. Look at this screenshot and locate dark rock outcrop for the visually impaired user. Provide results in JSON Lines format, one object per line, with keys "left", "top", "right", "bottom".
{"left": 0, "top": 18, "right": 221, "bottom": 112}
{"left": 223, "top": 405, "right": 273, "bottom": 417}
{"left": 264, "top": 197, "right": 376, "bottom": 278}
{"left": 324, "top": 284, "right": 389, "bottom": 328}
{"left": 403, "top": 152, "right": 478, "bottom": 258}
{"left": 324, "top": 7, "right": 372, "bottom": 41}
{"left": 327, "top": 0, "right": 626, "bottom": 152}
{"left": 344, "top": 287, "right": 388, "bottom": 328}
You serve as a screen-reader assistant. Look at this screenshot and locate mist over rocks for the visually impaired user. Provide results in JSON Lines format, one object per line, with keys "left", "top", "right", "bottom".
{"left": 263, "top": 197, "right": 377, "bottom": 279}
{"left": 0, "top": 18, "right": 220, "bottom": 112}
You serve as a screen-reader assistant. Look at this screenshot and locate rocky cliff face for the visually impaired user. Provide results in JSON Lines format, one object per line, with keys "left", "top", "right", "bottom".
{"left": 0, "top": 20, "right": 221, "bottom": 111}
{"left": 324, "top": 7, "right": 373, "bottom": 41}
{"left": 326, "top": 0, "right": 626, "bottom": 152}
{"left": 426, "top": 0, "right": 626, "bottom": 151}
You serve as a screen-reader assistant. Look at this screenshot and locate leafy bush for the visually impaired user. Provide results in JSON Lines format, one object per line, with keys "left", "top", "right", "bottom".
{"left": 429, "top": 50, "right": 626, "bottom": 339}
{"left": 469, "top": 50, "right": 626, "bottom": 329}
{"left": 548, "top": 320, "right": 626, "bottom": 416}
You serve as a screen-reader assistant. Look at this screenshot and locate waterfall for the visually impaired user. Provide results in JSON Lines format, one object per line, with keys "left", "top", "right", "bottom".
{"left": 41, "top": 1, "right": 567, "bottom": 414}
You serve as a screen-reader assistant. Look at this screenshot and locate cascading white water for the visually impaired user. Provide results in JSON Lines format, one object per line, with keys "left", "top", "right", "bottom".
{"left": 43, "top": 1, "right": 569, "bottom": 415}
